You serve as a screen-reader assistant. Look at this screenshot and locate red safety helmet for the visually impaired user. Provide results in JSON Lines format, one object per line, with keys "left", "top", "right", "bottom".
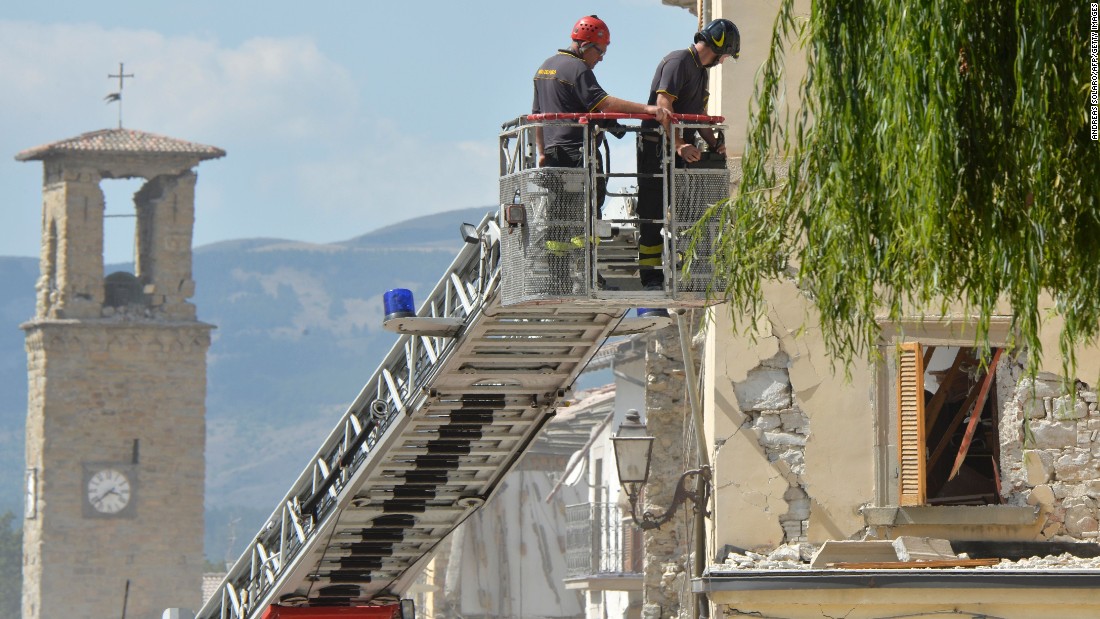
{"left": 571, "top": 15, "right": 610, "bottom": 47}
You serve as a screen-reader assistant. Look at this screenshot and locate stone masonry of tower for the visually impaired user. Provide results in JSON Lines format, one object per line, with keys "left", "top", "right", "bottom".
{"left": 16, "top": 129, "right": 223, "bottom": 619}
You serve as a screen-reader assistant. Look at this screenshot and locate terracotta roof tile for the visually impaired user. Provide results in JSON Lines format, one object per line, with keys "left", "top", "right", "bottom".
{"left": 15, "top": 128, "right": 226, "bottom": 162}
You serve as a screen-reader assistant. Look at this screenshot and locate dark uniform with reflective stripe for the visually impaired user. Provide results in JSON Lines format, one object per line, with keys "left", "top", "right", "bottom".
{"left": 531, "top": 49, "right": 612, "bottom": 292}
{"left": 532, "top": 49, "right": 611, "bottom": 161}
{"left": 637, "top": 46, "right": 710, "bottom": 288}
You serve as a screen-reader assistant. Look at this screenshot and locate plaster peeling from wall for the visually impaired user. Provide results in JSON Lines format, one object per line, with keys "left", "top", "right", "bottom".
{"left": 730, "top": 350, "right": 811, "bottom": 543}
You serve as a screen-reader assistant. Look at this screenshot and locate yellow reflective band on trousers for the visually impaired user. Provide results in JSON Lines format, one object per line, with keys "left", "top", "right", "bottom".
{"left": 639, "top": 243, "right": 662, "bottom": 266}
{"left": 545, "top": 240, "right": 573, "bottom": 256}
{"left": 545, "top": 236, "right": 600, "bottom": 257}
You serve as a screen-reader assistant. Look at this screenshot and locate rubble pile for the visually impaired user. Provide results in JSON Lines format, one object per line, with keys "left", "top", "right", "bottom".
{"left": 719, "top": 543, "right": 1100, "bottom": 570}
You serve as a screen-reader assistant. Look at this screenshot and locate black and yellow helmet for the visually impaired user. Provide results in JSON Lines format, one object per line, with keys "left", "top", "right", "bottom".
{"left": 695, "top": 18, "right": 740, "bottom": 59}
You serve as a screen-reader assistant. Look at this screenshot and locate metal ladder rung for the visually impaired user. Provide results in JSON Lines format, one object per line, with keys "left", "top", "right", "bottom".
{"left": 428, "top": 385, "right": 560, "bottom": 394}
{"left": 452, "top": 353, "right": 589, "bottom": 363}
{"left": 305, "top": 576, "right": 400, "bottom": 584}
{"left": 475, "top": 323, "right": 609, "bottom": 332}
{"left": 329, "top": 521, "right": 455, "bottom": 535}
{"left": 330, "top": 534, "right": 438, "bottom": 545}
{"left": 388, "top": 448, "right": 516, "bottom": 457}
{"left": 378, "top": 462, "right": 510, "bottom": 471}
{"left": 404, "top": 429, "right": 518, "bottom": 440}
{"left": 356, "top": 479, "right": 484, "bottom": 492}
{"left": 334, "top": 507, "right": 469, "bottom": 525}
{"left": 463, "top": 341, "right": 587, "bottom": 350}
{"left": 375, "top": 473, "right": 485, "bottom": 485}
{"left": 408, "top": 418, "right": 532, "bottom": 430}
{"left": 393, "top": 439, "right": 518, "bottom": 449}
{"left": 453, "top": 368, "right": 572, "bottom": 376}
{"left": 320, "top": 546, "right": 433, "bottom": 559}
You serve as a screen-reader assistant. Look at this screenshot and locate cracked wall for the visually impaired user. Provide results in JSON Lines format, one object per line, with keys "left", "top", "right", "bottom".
{"left": 704, "top": 279, "right": 876, "bottom": 554}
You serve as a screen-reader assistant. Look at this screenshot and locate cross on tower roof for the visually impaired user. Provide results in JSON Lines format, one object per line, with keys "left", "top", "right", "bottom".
{"left": 105, "top": 62, "right": 135, "bottom": 129}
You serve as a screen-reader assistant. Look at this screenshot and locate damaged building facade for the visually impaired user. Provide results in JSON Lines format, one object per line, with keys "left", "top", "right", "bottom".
{"left": 683, "top": 0, "right": 1100, "bottom": 617}
{"left": 698, "top": 293, "right": 1100, "bottom": 617}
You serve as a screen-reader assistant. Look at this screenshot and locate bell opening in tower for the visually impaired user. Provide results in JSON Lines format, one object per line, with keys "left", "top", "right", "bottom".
{"left": 102, "top": 177, "right": 143, "bottom": 269}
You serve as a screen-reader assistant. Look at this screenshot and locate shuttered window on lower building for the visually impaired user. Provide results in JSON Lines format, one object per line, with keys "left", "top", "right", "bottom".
{"left": 893, "top": 341, "right": 1006, "bottom": 507}
{"left": 897, "top": 342, "right": 927, "bottom": 506}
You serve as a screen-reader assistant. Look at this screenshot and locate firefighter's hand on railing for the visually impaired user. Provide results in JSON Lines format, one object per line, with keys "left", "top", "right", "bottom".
{"left": 676, "top": 142, "right": 702, "bottom": 163}
{"left": 648, "top": 105, "right": 671, "bottom": 126}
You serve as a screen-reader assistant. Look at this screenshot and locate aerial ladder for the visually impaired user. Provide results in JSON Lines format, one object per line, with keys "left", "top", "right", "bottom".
{"left": 195, "top": 113, "right": 729, "bottom": 619}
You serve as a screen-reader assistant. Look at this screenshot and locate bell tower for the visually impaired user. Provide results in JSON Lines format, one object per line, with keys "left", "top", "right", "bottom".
{"left": 16, "top": 128, "right": 224, "bottom": 618}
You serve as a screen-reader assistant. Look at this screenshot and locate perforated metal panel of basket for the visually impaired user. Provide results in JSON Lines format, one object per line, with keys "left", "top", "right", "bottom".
{"left": 670, "top": 167, "right": 729, "bottom": 294}
{"left": 500, "top": 168, "right": 591, "bottom": 306}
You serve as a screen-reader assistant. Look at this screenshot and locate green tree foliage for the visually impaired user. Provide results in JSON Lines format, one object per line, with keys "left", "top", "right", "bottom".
{"left": 0, "top": 511, "right": 22, "bottom": 616}
{"left": 696, "top": 0, "right": 1100, "bottom": 372}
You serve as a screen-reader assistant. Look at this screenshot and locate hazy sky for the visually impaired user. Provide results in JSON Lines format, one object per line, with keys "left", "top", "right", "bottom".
{"left": 1, "top": 1, "right": 701, "bottom": 263}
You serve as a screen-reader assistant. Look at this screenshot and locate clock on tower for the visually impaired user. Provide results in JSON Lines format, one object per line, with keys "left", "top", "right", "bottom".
{"left": 82, "top": 464, "right": 138, "bottom": 518}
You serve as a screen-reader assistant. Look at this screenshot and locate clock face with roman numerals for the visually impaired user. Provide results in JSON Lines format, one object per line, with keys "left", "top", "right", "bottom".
{"left": 87, "top": 468, "right": 131, "bottom": 513}
{"left": 83, "top": 465, "right": 137, "bottom": 518}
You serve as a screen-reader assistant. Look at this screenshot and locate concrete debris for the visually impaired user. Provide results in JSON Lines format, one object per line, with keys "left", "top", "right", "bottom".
{"left": 892, "top": 536, "right": 956, "bottom": 562}
{"left": 807, "top": 540, "right": 898, "bottom": 569}
{"left": 721, "top": 543, "right": 1100, "bottom": 570}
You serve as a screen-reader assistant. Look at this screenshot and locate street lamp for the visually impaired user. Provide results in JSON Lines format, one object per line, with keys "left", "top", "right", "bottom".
{"left": 610, "top": 410, "right": 711, "bottom": 530}
{"left": 611, "top": 409, "right": 655, "bottom": 485}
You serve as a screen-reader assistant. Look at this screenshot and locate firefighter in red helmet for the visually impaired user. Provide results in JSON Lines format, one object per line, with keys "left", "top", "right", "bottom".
{"left": 570, "top": 14, "right": 611, "bottom": 47}
{"left": 532, "top": 14, "right": 670, "bottom": 200}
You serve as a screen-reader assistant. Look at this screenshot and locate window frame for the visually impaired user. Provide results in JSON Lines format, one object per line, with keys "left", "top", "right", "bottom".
{"left": 873, "top": 318, "right": 1015, "bottom": 508}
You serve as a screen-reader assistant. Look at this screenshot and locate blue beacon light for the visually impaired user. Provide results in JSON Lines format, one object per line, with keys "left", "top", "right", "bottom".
{"left": 383, "top": 289, "right": 416, "bottom": 321}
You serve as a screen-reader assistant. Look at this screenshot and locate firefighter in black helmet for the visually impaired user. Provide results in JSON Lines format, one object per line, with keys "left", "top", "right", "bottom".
{"left": 696, "top": 18, "right": 741, "bottom": 65}
{"left": 635, "top": 18, "right": 740, "bottom": 291}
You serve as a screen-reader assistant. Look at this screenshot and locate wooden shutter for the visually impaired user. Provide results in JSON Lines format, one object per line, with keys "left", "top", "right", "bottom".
{"left": 897, "top": 342, "right": 927, "bottom": 506}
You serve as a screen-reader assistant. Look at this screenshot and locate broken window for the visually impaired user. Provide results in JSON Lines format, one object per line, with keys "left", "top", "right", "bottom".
{"left": 896, "top": 343, "right": 1004, "bottom": 506}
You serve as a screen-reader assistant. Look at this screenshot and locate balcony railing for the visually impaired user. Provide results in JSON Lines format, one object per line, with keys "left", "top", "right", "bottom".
{"left": 565, "top": 501, "right": 642, "bottom": 578}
